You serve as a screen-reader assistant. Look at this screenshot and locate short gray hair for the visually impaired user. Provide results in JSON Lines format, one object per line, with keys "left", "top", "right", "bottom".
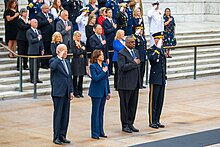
{"left": 56, "top": 44, "right": 67, "bottom": 53}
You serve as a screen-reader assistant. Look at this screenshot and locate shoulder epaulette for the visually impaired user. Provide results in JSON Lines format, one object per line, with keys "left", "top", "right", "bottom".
{"left": 132, "top": 35, "right": 136, "bottom": 40}
{"left": 28, "top": 3, "right": 34, "bottom": 8}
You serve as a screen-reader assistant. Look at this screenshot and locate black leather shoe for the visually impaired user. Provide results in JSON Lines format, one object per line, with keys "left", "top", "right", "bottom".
{"left": 53, "top": 138, "right": 62, "bottom": 145}
{"left": 122, "top": 126, "right": 132, "bottom": 133}
{"left": 157, "top": 122, "right": 165, "bottom": 128}
{"left": 142, "top": 86, "right": 146, "bottom": 88}
{"left": 92, "top": 136, "right": 99, "bottom": 139}
{"left": 60, "top": 136, "right": 71, "bottom": 143}
{"left": 37, "top": 80, "right": 43, "bottom": 83}
{"left": 100, "top": 135, "right": 107, "bottom": 138}
{"left": 149, "top": 123, "right": 159, "bottom": 129}
{"left": 74, "top": 95, "right": 80, "bottom": 98}
{"left": 129, "top": 125, "right": 139, "bottom": 132}
{"left": 80, "top": 95, "right": 84, "bottom": 98}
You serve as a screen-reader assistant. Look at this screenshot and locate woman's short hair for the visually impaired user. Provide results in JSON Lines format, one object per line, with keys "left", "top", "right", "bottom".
{"left": 114, "top": 29, "right": 124, "bottom": 40}
{"left": 91, "top": 49, "right": 103, "bottom": 63}
{"left": 19, "top": 8, "right": 27, "bottom": 15}
{"left": 51, "top": 32, "right": 63, "bottom": 43}
{"left": 164, "top": 8, "right": 171, "bottom": 16}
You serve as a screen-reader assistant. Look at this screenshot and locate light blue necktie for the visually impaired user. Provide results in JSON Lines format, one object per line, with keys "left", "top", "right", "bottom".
{"left": 99, "top": 35, "right": 102, "bottom": 42}
{"left": 61, "top": 60, "right": 69, "bottom": 75}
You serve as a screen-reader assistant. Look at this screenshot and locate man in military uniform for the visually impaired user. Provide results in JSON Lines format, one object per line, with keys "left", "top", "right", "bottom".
{"left": 106, "top": 0, "right": 120, "bottom": 20}
{"left": 61, "top": 0, "right": 83, "bottom": 32}
{"left": 27, "top": 0, "right": 44, "bottom": 19}
{"left": 115, "top": 3, "right": 128, "bottom": 35}
{"left": 125, "top": 1, "right": 133, "bottom": 35}
{"left": 148, "top": 0, "right": 164, "bottom": 47}
{"left": 147, "top": 31, "right": 166, "bottom": 129}
{"left": 134, "top": 25, "right": 147, "bottom": 88}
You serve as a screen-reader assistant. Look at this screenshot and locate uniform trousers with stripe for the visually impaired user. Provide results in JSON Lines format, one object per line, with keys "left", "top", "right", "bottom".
{"left": 149, "top": 84, "right": 165, "bottom": 125}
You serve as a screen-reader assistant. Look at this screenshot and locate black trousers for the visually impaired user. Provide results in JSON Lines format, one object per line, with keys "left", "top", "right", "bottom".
{"left": 108, "top": 50, "right": 114, "bottom": 74}
{"left": 113, "top": 61, "right": 118, "bottom": 89}
{"left": 16, "top": 40, "right": 28, "bottom": 69}
{"left": 29, "top": 58, "right": 40, "bottom": 81}
{"left": 140, "top": 61, "right": 146, "bottom": 86}
{"left": 149, "top": 84, "right": 165, "bottom": 125}
{"left": 118, "top": 88, "right": 139, "bottom": 128}
{"left": 73, "top": 75, "right": 83, "bottom": 96}
{"left": 41, "top": 41, "right": 51, "bottom": 68}
{"left": 52, "top": 90, "right": 70, "bottom": 140}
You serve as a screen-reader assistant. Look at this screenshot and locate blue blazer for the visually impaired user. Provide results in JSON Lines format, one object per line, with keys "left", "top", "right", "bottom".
{"left": 50, "top": 57, "right": 74, "bottom": 98}
{"left": 112, "top": 39, "right": 125, "bottom": 62}
{"left": 88, "top": 62, "right": 110, "bottom": 98}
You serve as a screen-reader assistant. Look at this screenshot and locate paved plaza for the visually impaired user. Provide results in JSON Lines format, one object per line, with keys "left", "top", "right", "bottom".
{"left": 0, "top": 75, "right": 220, "bottom": 147}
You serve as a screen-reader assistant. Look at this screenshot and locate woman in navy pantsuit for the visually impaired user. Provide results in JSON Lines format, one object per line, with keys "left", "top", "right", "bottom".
{"left": 88, "top": 50, "right": 111, "bottom": 139}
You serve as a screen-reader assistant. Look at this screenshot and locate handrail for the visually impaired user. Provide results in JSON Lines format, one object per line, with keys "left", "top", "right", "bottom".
{"left": 1, "top": 42, "right": 220, "bottom": 99}
{"left": 1, "top": 42, "right": 220, "bottom": 58}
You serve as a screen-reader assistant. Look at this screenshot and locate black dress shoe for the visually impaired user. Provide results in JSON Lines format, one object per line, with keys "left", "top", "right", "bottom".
{"left": 157, "top": 122, "right": 165, "bottom": 128}
{"left": 74, "top": 95, "right": 80, "bottom": 98}
{"left": 80, "top": 95, "right": 84, "bottom": 98}
{"left": 53, "top": 138, "right": 62, "bottom": 145}
{"left": 149, "top": 123, "right": 159, "bottom": 129}
{"left": 37, "top": 80, "right": 43, "bottom": 83}
{"left": 129, "top": 125, "right": 139, "bottom": 132}
{"left": 122, "top": 126, "right": 132, "bottom": 133}
{"left": 92, "top": 136, "right": 99, "bottom": 139}
{"left": 60, "top": 136, "right": 71, "bottom": 143}
{"left": 100, "top": 135, "right": 107, "bottom": 138}
{"left": 142, "top": 86, "right": 146, "bottom": 88}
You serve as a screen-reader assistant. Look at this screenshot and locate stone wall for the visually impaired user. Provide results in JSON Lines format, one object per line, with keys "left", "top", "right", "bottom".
{"left": 1, "top": 0, "right": 220, "bottom": 22}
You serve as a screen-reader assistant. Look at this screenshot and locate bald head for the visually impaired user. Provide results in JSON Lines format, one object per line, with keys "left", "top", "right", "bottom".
{"left": 30, "top": 19, "right": 38, "bottom": 28}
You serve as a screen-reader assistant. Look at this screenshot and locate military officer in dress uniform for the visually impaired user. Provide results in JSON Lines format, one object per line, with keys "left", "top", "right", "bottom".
{"left": 61, "top": 0, "right": 83, "bottom": 32}
{"left": 27, "top": 0, "right": 44, "bottom": 19}
{"left": 134, "top": 25, "right": 147, "bottom": 88}
{"left": 147, "top": 31, "right": 166, "bottom": 129}
{"left": 115, "top": 3, "right": 128, "bottom": 35}
{"left": 148, "top": 0, "right": 164, "bottom": 47}
{"left": 125, "top": 1, "right": 133, "bottom": 35}
{"left": 106, "top": 0, "right": 120, "bottom": 20}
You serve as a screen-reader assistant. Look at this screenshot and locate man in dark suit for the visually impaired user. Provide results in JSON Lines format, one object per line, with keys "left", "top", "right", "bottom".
{"left": 56, "top": 10, "right": 73, "bottom": 53}
{"left": 147, "top": 31, "right": 166, "bottom": 129}
{"left": 36, "top": 4, "right": 55, "bottom": 69}
{"left": 89, "top": 24, "right": 109, "bottom": 64}
{"left": 134, "top": 26, "right": 147, "bottom": 88}
{"left": 103, "top": 8, "right": 117, "bottom": 75}
{"left": 50, "top": 44, "right": 74, "bottom": 145}
{"left": 26, "top": 19, "right": 44, "bottom": 83}
{"left": 117, "top": 36, "right": 141, "bottom": 133}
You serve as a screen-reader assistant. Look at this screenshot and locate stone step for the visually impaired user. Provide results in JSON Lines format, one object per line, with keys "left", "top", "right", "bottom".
{"left": 167, "top": 52, "right": 220, "bottom": 62}
{"left": 167, "top": 63, "right": 220, "bottom": 74}
{"left": 167, "top": 68, "right": 220, "bottom": 80}
{"left": 167, "top": 58, "right": 220, "bottom": 68}
{"left": 0, "top": 57, "right": 17, "bottom": 64}
{"left": 176, "top": 33, "right": 220, "bottom": 41}
{"left": 0, "top": 80, "right": 114, "bottom": 100}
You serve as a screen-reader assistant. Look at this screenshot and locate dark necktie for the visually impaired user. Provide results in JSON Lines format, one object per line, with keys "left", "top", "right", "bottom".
{"left": 131, "top": 50, "right": 135, "bottom": 59}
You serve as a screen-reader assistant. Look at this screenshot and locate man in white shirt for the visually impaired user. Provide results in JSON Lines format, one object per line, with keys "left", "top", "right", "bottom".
{"left": 148, "top": 0, "right": 164, "bottom": 47}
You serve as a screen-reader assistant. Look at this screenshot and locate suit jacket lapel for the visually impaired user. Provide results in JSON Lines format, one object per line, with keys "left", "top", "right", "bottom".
{"left": 124, "top": 47, "right": 133, "bottom": 60}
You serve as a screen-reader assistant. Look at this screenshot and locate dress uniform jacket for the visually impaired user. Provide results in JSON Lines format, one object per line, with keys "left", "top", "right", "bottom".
{"left": 106, "top": 0, "right": 120, "bottom": 19}
{"left": 126, "top": 7, "right": 133, "bottom": 35}
{"left": 27, "top": 1, "right": 43, "bottom": 19}
{"left": 115, "top": 11, "right": 128, "bottom": 35}
{"left": 147, "top": 45, "right": 167, "bottom": 85}
{"left": 134, "top": 34, "right": 147, "bottom": 62}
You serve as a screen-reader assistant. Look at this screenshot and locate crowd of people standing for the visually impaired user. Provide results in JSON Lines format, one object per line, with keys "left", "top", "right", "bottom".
{"left": 3, "top": 0, "right": 177, "bottom": 145}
